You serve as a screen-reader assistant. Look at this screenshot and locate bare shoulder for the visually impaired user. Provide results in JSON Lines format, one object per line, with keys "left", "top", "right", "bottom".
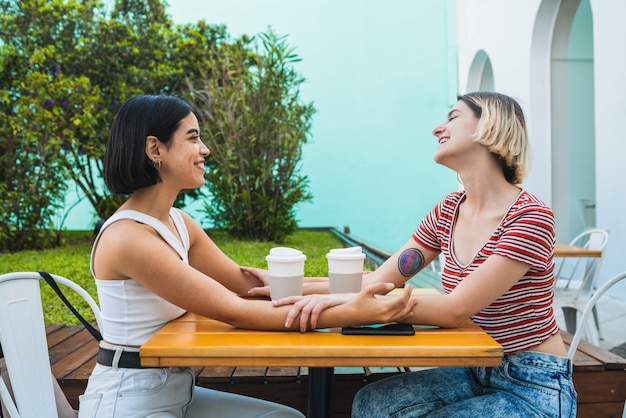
{"left": 100, "top": 218, "right": 160, "bottom": 247}
{"left": 93, "top": 219, "right": 168, "bottom": 280}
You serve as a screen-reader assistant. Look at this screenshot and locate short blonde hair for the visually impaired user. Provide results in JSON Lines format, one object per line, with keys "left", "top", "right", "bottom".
{"left": 458, "top": 92, "right": 529, "bottom": 184}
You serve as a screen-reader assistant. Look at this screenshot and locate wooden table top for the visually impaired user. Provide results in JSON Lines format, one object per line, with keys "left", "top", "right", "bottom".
{"left": 554, "top": 243, "right": 602, "bottom": 258}
{"left": 141, "top": 288, "right": 503, "bottom": 369}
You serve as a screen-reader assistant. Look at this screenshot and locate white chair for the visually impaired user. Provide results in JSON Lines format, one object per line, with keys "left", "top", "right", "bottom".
{"left": 554, "top": 228, "right": 609, "bottom": 290}
{"left": 567, "top": 270, "right": 626, "bottom": 359}
{"left": 554, "top": 228, "right": 609, "bottom": 341}
{"left": 0, "top": 272, "right": 101, "bottom": 418}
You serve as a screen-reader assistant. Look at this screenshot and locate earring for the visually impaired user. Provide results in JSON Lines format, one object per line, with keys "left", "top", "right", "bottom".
{"left": 153, "top": 160, "right": 161, "bottom": 170}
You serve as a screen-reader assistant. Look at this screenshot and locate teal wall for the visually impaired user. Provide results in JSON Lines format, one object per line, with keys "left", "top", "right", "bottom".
{"left": 566, "top": 0, "right": 595, "bottom": 236}
{"left": 60, "top": 0, "right": 458, "bottom": 254}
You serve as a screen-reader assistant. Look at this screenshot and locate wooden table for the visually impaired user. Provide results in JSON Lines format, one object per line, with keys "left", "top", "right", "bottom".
{"left": 554, "top": 243, "right": 602, "bottom": 258}
{"left": 141, "top": 290, "right": 503, "bottom": 418}
{"left": 554, "top": 243, "right": 603, "bottom": 337}
{"left": 553, "top": 242, "right": 603, "bottom": 294}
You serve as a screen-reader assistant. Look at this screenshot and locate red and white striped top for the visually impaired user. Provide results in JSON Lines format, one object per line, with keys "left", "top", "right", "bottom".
{"left": 413, "top": 190, "right": 560, "bottom": 354}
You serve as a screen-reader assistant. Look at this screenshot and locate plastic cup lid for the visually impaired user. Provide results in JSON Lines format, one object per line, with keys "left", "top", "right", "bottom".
{"left": 266, "top": 247, "right": 306, "bottom": 263}
{"left": 270, "top": 247, "right": 302, "bottom": 256}
{"left": 326, "top": 246, "right": 365, "bottom": 260}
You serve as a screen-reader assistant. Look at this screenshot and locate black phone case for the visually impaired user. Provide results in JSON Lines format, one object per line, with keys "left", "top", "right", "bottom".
{"left": 341, "top": 323, "right": 415, "bottom": 336}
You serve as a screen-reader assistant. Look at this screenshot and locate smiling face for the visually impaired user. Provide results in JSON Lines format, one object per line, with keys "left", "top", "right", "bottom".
{"left": 159, "top": 112, "right": 210, "bottom": 190}
{"left": 431, "top": 100, "right": 480, "bottom": 167}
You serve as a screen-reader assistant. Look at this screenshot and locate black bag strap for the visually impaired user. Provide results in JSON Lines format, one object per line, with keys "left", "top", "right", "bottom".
{"left": 39, "top": 271, "right": 103, "bottom": 342}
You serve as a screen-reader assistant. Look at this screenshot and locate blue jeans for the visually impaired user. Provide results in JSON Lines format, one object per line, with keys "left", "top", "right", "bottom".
{"left": 352, "top": 351, "right": 576, "bottom": 417}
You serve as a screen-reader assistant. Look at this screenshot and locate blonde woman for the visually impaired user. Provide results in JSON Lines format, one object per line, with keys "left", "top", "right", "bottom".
{"left": 275, "top": 92, "right": 577, "bottom": 417}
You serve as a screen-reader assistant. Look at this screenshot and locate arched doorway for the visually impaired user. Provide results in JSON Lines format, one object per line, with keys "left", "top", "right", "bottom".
{"left": 466, "top": 50, "right": 494, "bottom": 92}
{"left": 531, "top": 0, "right": 595, "bottom": 242}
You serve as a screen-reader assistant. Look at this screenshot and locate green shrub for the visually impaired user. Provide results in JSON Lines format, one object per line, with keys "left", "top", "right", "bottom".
{"left": 189, "top": 30, "right": 315, "bottom": 242}
{"left": 0, "top": 0, "right": 229, "bottom": 248}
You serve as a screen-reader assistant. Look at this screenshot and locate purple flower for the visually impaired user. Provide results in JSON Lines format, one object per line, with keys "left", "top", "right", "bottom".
{"left": 41, "top": 99, "right": 55, "bottom": 110}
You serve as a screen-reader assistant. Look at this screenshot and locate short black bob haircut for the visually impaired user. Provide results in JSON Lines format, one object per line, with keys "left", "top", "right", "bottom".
{"left": 104, "top": 95, "right": 194, "bottom": 195}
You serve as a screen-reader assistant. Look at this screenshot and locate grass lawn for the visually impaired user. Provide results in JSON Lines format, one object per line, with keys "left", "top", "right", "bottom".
{"left": 0, "top": 229, "right": 344, "bottom": 325}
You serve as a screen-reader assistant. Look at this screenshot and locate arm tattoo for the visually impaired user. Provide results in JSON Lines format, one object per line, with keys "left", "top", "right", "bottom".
{"left": 397, "top": 248, "right": 425, "bottom": 277}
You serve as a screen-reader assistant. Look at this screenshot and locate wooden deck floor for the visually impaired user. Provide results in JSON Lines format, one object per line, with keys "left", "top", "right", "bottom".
{"left": 45, "top": 324, "right": 100, "bottom": 410}
{"left": 2, "top": 324, "right": 623, "bottom": 417}
{"left": 39, "top": 325, "right": 407, "bottom": 417}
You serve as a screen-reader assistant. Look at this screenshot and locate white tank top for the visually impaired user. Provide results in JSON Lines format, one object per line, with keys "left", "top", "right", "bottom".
{"left": 90, "top": 209, "right": 188, "bottom": 346}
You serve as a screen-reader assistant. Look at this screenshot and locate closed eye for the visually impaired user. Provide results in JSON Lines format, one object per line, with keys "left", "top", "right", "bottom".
{"left": 446, "top": 109, "right": 460, "bottom": 122}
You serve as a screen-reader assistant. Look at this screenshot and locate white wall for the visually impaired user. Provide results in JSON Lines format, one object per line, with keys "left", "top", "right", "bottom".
{"left": 590, "top": 0, "right": 626, "bottom": 297}
{"left": 455, "top": 0, "right": 626, "bottom": 299}
{"left": 456, "top": 1, "right": 543, "bottom": 195}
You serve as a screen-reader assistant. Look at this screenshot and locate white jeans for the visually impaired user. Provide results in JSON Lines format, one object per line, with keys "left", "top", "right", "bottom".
{"left": 78, "top": 363, "right": 304, "bottom": 418}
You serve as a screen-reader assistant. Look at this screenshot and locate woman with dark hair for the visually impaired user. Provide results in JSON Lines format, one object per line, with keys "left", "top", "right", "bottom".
{"left": 78, "top": 95, "right": 416, "bottom": 417}
{"left": 273, "top": 92, "right": 577, "bottom": 417}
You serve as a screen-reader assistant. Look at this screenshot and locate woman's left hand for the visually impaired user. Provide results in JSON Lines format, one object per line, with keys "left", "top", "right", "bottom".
{"left": 240, "top": 266, "right": 271, "bottom": 297}
{"left": 273, "top": 292, "right": 353, "bottom": 331}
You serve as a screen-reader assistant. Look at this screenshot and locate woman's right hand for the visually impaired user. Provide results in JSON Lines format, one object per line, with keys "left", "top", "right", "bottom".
{"left": 349, "top": 283, "right": 416, "bottom": 327}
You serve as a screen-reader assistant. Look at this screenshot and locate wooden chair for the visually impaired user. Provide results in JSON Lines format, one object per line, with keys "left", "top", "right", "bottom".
{"left": 0, "top": 272, "right": 101, "bottom": 418}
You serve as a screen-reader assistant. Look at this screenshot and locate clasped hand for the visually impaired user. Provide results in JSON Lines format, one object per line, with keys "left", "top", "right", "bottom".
{"left": 276, "top": 283, "right": 416, "bottom": 332}
{"left": 240, "top": 266, "right": 416, "bottom": 333}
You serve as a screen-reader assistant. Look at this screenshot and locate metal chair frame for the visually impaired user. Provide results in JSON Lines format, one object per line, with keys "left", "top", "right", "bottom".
{"left": 554, "top": 228, "right": 609, "bottom": 292}
{"left": 0, "top": 272, "right": 101, "bottom": 418}
{"left": 567, "top": 270, "right": 626, "bottom": 359}
{"left": 554, "top": 229, "right": 609, "bottom": 341}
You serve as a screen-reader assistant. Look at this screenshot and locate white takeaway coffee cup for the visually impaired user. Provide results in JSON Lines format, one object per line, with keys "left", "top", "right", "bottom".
{"left": 326, "top": 246, "right": 366, "bottom": 294}
{"left": 266, "top": 247, "right": 306, "bottom": 301}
